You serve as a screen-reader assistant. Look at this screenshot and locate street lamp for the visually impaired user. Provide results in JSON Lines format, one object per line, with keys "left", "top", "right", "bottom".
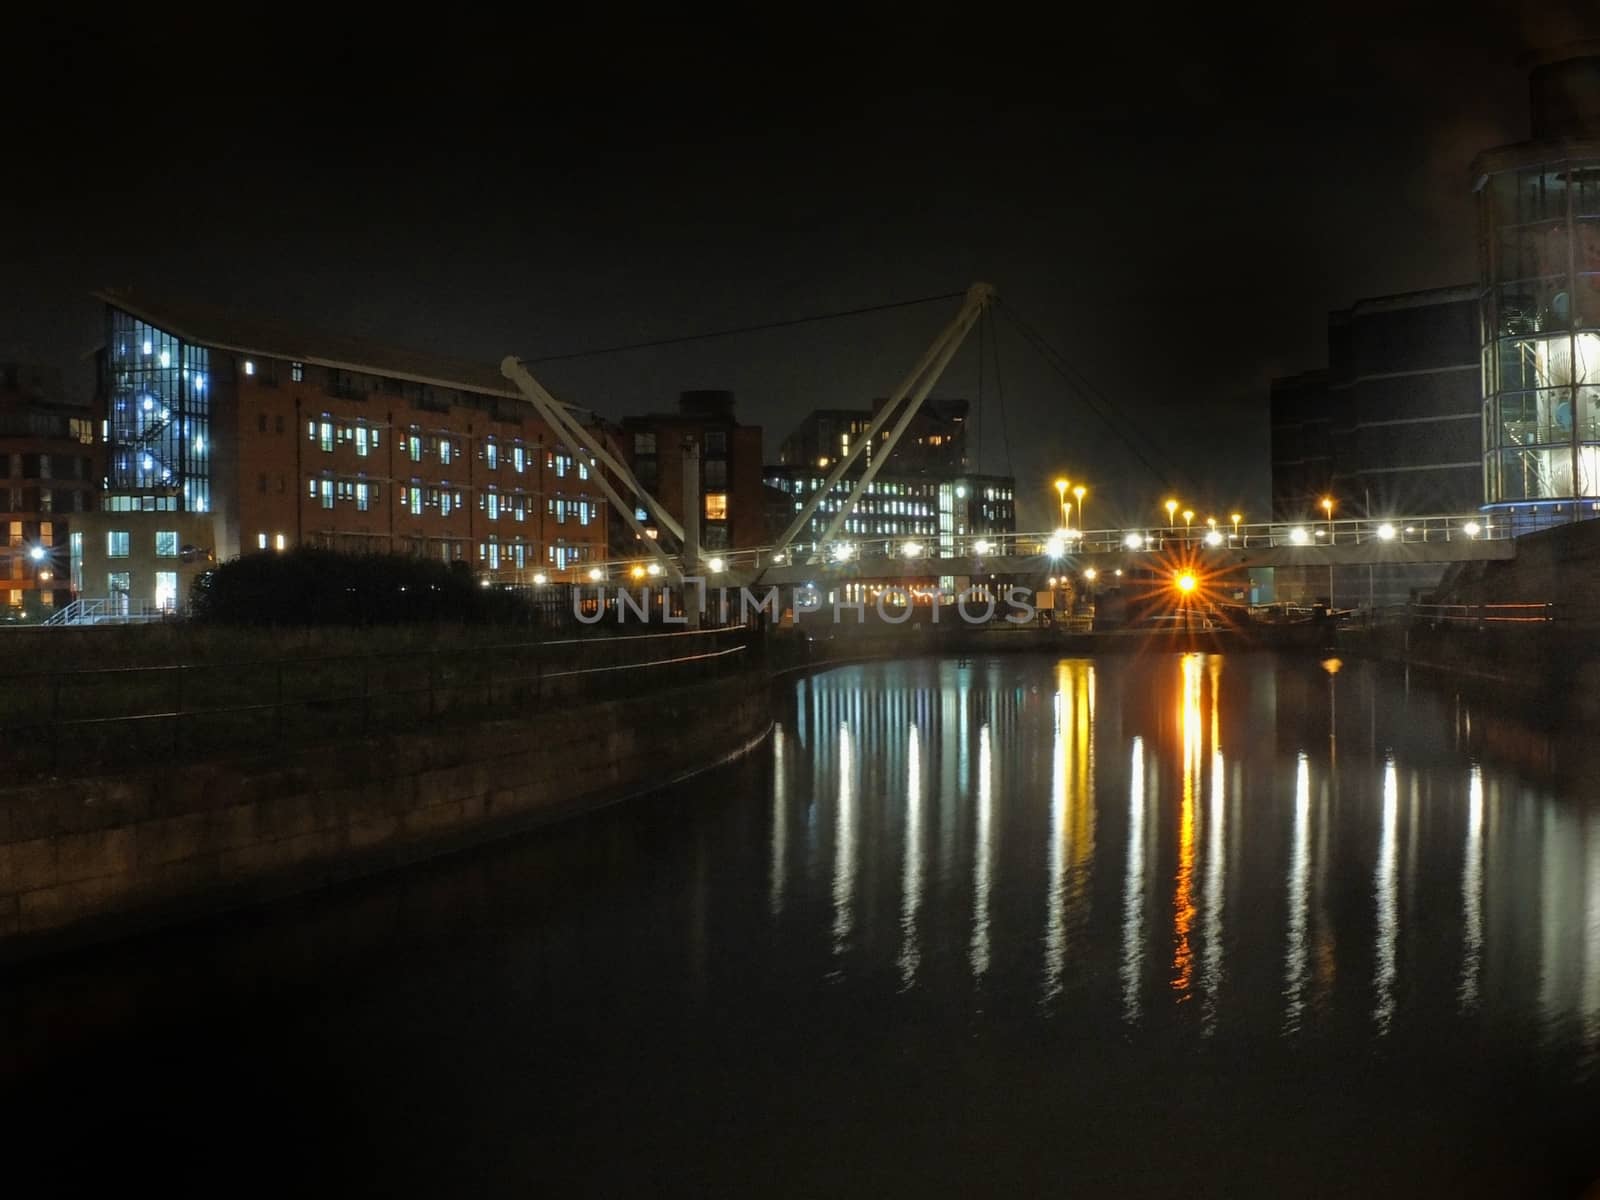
{"left": 1073, "top": 485, "right": 1086, "bottom": 533}
{"left": 1230, "top": 512, "right": 1242, "bottom": 541}
{"left": 1321, "top": 496, "right": 1335, "bottom": 606}
{"left": 1055, "top": 479, "right": 1070, "bottom": 528}
{"left": 1164, "top": 498, "right": 1178, "bottom": 528}
{"left": 1182, "top": 510, "right": 1194, "bottom": 541}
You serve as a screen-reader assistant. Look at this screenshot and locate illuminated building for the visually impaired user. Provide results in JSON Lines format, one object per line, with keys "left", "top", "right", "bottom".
{"left": 91, "top": 291, "right": 611, "bottom": 610}
{"left": 0, "top": 364, "right": 97, "bottom": 615}
{"left": 776, "top": 397, "right": 968, "bottom": 473}
{"left": 1476, "top": 45, "right": 1600, "bottom": 527}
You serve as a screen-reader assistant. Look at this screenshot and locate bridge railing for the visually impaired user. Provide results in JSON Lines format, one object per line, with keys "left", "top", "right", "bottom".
{"left": 581, "top": 513, "right": 1507, "bottom": 577}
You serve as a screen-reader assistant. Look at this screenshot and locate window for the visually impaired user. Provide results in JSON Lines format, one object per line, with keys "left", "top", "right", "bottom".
{"left": 258, "top": 413, "right": 268, "bottom": 433}
{"left": 704, "top": 459, "right": 727, "bottom": 488}
{"left": 440, "top": 489, "right": 453, "bottom": 517}
{"left": 107, "top": 530, "right": 130, "bottom": 558}
{"left": 274, "top": 415, "right": 285, "bottom": 435}
{"left": 275, "top": 533, "right": 286, "bottom": 551}
{"left": 408, "top": 431, "right": 423, "bottom": 462}
{"left": 319, "top": 479, "right": 334, "bottom": 509}
{"left": 512, "top": 444, "right": 525, "bottom": 473}
{"left": 407, "top": 486, "right": 423, "bottom": 516}
{"left": 439, "top": 438, "right": 453, "bottom": 465}
{"left": 356, "top": 483, "right": 370, "bottom": 512}
{"left": 634, "top": 432, "right": 656, "bottom": 454}
{"left": 484, "top": 441, "right": 498, "bottom": 470}
{"left": 108, "top": 570, "right": 130, "bottom": 597}
{"left": 705, "top": 431, "right": 726, "bottom": 454}
{"left": 291, "top": 362, "right": 304, "bottom": 383}
{"left": 244, "top": 360, "right": 255, "bottom": 376}
{"left": 320, "top": 420, "right": 334, "bottom": 452}
{"left": 486, "top": 492, "right": 499, "bottom": 521}
{"left": 155, "top": 530, "right": 179, "bottom": 557}
{"left": 155, "top": 571, "right": 179, "bottom": 613}
{"left": 704, "top": 493, "right": 728, "bottom": 521}
{"left": 258, "top": 533, "right": 268, "bottom": 550}
{"left": 355, "top": 425, "right": 370, "bottom": 457}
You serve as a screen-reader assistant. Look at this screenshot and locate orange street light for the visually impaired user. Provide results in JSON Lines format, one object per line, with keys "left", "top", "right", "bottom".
{"left": 1182, "top": 509, "right": 1194, "bottom": 535}
{"left": 1055, "top": 478, "right": 1070, "bottom": 527}
{"left": 1175, "top": 570, "right": 1198, "bottom": 594}
{"left": 1230, "top": 512, "right": 1242, "bottom": 537}
{"left": 1165, "top": 498, "right": 1178, "bottom": 527}
{"left": 1072, "top": 484, "right": 1086, "bottom": 531}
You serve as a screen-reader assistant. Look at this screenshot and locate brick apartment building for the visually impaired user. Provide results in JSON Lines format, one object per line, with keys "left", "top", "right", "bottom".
{"left": 90, "top": 291, "right": 610, "bottom": 608}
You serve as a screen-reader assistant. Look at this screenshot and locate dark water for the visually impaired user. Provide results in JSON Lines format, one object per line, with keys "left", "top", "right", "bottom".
{"left": 5, "top": 653, "right": 1600, "bottom": 1196}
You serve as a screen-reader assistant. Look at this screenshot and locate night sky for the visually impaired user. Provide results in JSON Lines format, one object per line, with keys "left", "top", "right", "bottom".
{"left": 8, "top": 5, "right": 1600, "bottom": 528}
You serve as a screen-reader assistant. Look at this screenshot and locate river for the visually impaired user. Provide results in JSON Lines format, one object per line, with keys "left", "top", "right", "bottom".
{"left": 5, "top": 652, "right": 1600, "bottom": 1196}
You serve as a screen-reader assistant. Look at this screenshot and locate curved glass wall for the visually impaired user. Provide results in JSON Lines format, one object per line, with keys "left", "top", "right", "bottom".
{"left": 1481, "top": 154, "right": 1600, "bottom": 509}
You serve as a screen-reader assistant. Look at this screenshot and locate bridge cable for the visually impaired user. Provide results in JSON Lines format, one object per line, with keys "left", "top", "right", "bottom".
{"left": 522, "top": 291, "right": 968, "bottom": 364}
{"left": 986, "top": 307, "right": 1014, "bottom": 479}
{"left": 996, "top": 299, "right": 1193, "bottom": 495}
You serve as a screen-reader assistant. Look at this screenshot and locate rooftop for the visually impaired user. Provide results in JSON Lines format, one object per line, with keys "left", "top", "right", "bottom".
{"left": 97, "top": 289, "right": 532, "bottom": 403}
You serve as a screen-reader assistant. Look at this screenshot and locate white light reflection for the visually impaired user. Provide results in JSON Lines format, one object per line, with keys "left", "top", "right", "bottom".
{"left": 1459, "top": 764, "right": 1484, "bottom": 1009}
{"left": 971, "top": 722, "right": 993, "bottom": 980}
{"left": 1121, "top": 736, "right": 1146, "bottom": 1022}
{"left": 769, "top": 726, "right": 787, "bottom": 917}
{"left": 1374, "top": 756, "right": 1400, "bottom": 1033}
{"left": 1284, "top": 753, "right": 1311, "bottom": 1032}
{"left": 831, "top": 723, "right": 855, "bottom": 965}
{"left": 898, "top": 724, "right": 923, "bottom": 990}
{"left": 1202, "top": 657, "right": 1226, "bottom": 1032}
{"left": 1044, "top": 661, "right": 1095, "bottom": 1007}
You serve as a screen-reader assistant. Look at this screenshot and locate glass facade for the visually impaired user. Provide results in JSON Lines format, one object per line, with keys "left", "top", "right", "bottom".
{"left": 105, "top": 309, "right": 211, "bottom": 513}
{"left": 1480, "top": 155, "right": 1600, "bottom": 506}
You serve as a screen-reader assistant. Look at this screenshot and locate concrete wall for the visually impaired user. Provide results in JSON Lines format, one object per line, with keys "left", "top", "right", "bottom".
{"left": 0, "top": 671, "right": 770, "bottom": 961}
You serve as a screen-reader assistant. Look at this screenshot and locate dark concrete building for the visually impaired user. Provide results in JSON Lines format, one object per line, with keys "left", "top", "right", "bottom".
{"left": 616, "top": 390, "right": 764, "bottom": 556}
{"left": 1270, "top": 285, "right": 1481, "bottom": 521}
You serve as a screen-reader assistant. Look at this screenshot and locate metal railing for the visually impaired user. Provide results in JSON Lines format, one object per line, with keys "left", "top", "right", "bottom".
{"left": 42, "top": 598, "right": 174, "bottom": 627}
{"left": 578, "top": 513, "right": 1507, "bottom": 576}
{"left": 1409, "top": 602, "right": 1557, "bottom": 626}
{"left": 0, "top": 623, "right": 755, "bottom": 777}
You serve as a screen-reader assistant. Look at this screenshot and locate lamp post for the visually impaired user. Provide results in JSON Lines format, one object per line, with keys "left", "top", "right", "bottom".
{"left": 1321, "top": 496, "right": 1335, "bottom": 607}
{"left": 1182, "top": 509, "right": 1194, "bottom": 544}
{"left": 1055, "top": 479, "right": 1070, "bottom": 529}
{"left": 1164, "top": 499, "right": 1178, "bottom": 543}
{"left": 1230, "top": 512, "right": 1242, "bottom": 542}
{"left": 1073, "top": 484, "right": 1086, "bottom": 534}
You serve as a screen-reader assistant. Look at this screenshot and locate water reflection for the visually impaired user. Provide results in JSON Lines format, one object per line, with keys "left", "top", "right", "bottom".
{"left": 971, "top": 723, "right": 993, "bottom": 981}
{"left": 1045, "top": 661, "right": 1095, "bottom": 1005}
{"left": 761, "top": 654, "right": 1600, "bottom": 1069}
{"left": 1375, "top": 756, "right": 1400, "bottom": 1034}
{"left": 898, "top": 724, "right": 923, "bottom": 990}
{"left": 831, "top": 723, "right": 855, "bottom": 965}
{"left": 1122, "top": 735, "right": 1147, "bottom": 1023}
{"left": 1284, "top": 753, "right": 1311, "bottom": 1032}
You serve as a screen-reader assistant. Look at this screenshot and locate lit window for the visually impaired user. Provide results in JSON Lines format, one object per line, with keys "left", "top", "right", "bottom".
{"left": 320, "top": 421, "right": 334, "bottom": 452}
{"left": 258, "top": 533, "right": 268, "bottom": 550}
{"left": 356, "top": 483, "right": 370, "bottom": 512}
{"left": 704, "top": 493, "right": 728, "bottom": 521}
{"left": 408, "top": 433, "right": 423, "bottom": 462}
{"left": 291, "top": 362, "right": 304, "bottom": 383}
{"left": 441, "top": 490, "right": 453, "bottom": 517}
{"left": 244, "top": 360, "right": 255, "bottom": 376}
{"left": 155, "top": 530, "right": 179, "bottom": 557}
{"left": 355, "top": 426, "right": 370, "bottom": 457}
{"left": 107, "top": 531, "right": 130, "bottom": 558}
{"left": 408, "top": 486, "right": 422, "bottom": 516}
{"left": 319, "top": 479, "right": 334, "bottom": 509}
{"left": 275, "top": 533, "right": 286, "bottom": 551}
{"left": 485, "top": 441, "right": 498, "bottom": 470}
{"left": 440, "top": 439, "right": 453, "bottom": 465}
{"left": 512, "top": 445, "right": 525, "bottom": 473}
{"left": 487, "top": 493, "right": 499, "bottom": 521}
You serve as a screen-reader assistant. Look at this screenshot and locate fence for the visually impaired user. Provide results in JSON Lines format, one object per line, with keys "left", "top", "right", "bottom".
{"left": 0, "top": 624, "right": 755, "bottom": 778}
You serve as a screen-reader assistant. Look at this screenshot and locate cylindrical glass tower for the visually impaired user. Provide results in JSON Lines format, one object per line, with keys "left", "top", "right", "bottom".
{"left": 1477, "top": 48, "right": 1600, "bottom": 527}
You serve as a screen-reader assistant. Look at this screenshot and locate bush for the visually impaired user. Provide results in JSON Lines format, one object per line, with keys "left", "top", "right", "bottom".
{"left": 189, "top": 548, "right": 536, "bottom": 627}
